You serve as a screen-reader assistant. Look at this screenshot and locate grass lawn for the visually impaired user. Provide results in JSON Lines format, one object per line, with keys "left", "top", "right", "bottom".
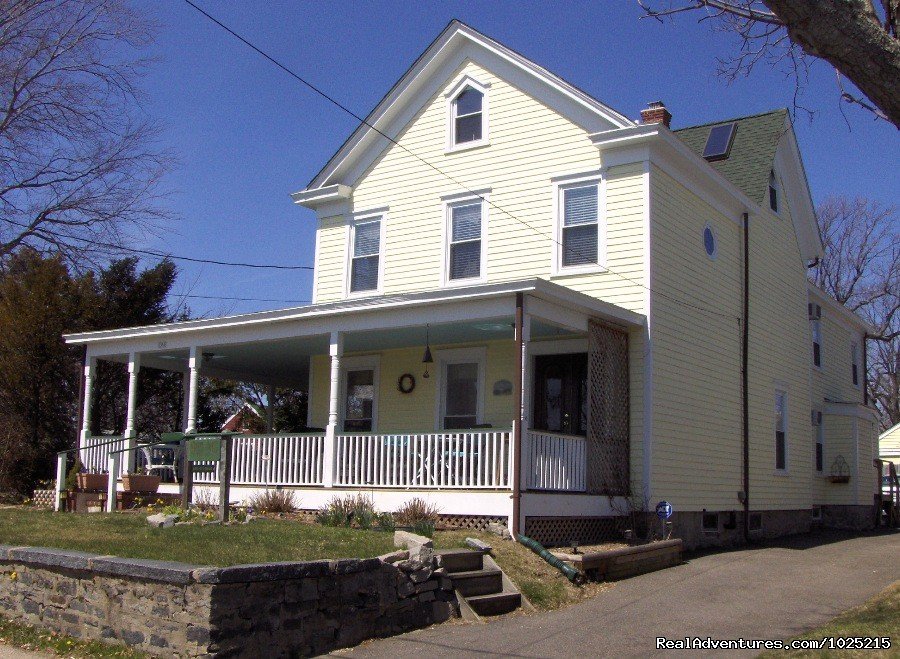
{"left": 0, "top": 507, "right": 606, "bottom": 612}
{"left": 759, "top": 581, "right": 900, "bottom": 659}
{"left": 0, "top": 615, "right": 147, "bottom": 658}
{"left": 0, "top": 507, "right": 395, "bottom": 565}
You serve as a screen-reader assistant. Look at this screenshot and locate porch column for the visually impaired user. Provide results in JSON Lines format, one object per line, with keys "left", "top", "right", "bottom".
{"left": 266, "top": 384, "right": 276, "bottom": 433}
{"left": 323, "top": 331, "right": 343, "bottom": 487}
{"left": 79, "top": 357, "right": 96, "bottom": 447}
{"left": 511, "top": 293, "right": 528, "bottom": 536}
{"left": 180, "top": 370, "right": 191, "bottom": 432}
{"left": 124, "top": 352, "right": 140, "bottom": 472}
{"left": 185, "top": 346, "right": 201, "bottom": 434}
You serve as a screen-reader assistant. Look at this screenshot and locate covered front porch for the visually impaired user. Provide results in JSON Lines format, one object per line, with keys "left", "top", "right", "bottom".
{"left": 63, "top": 279, "right": 644, "bottom": 534}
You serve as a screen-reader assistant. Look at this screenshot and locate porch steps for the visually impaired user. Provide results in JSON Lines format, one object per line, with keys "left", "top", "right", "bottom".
{"left": 436, "top": 549, "right": 522, "bottom": 617}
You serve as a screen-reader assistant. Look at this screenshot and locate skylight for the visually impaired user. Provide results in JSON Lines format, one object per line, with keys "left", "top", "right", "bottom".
{"left": 702, "top": 123, "right": 737, "bottom": 161}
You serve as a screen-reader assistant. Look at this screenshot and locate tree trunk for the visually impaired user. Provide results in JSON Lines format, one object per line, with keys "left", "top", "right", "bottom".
{"left": 763, "top": 0, "right": 900, "bottom": 127}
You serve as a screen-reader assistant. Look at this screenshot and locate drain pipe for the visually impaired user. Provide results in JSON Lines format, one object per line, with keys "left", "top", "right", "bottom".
{"left": 741, "top": 211, "right": 750, "bottom": 543}
{"left": 517, "top": 534, "right": 585, "bottom": 585}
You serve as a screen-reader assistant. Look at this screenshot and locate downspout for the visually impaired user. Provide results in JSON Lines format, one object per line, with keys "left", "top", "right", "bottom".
{"left": 511, "top": 292, "right": 524, "bottom": 536}
{"left": 862, "top": 333, "right": 869, "bottom": 407}
{"left": 742, "top": 212, "right": 750, "bottom": 543}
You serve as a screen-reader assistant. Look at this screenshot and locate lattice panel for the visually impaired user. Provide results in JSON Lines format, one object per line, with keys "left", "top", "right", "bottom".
{"left": 524, "top": 516, "right": 623, "bottom": 547}
{"left": 31, "top": 489, "right": 55, "bottom": 509}
{"left": 436, "top": 514, "right": 507, "bottom": 531}
{"left": 587, "top": 320, "right": 630, "bottom": 495}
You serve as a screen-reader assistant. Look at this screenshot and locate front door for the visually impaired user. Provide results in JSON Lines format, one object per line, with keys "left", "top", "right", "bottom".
{"left": 532, "top": 353, "right": 587, "bottom": 436}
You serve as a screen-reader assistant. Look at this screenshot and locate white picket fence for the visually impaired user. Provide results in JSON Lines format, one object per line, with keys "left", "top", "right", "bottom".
{"left": 79, "top": 436, "right": 126, "bottom": 477}
{"left": 334, "top": 430, "right": 511, "bottom": 489}
{"left": 525, "top": 430, "right": 587, "bottom": 492}
{"left": 193, "top": 434, "right": 325, "bottom": 486}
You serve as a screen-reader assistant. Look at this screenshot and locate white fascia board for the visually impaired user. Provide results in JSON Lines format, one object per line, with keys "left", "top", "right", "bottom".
{"left": 824, "top": 401, "right": 879, "bottom": 423}
{"left": 306, "top": 21, "right": 632, "bottom": 191}
{"left": 807, "top": 285, "right": 876, "bottom": 335}
{"left": 66, "top": 278, "right": 645, "bottom": 355}
{"left": 776, "top": 117, "right": 824, "bottom": 261}
{"left": 591, "top": 124, "right": 760, "bottom": 224}
{"left": 291, "top": 183, "right": 352, "bottom": 209}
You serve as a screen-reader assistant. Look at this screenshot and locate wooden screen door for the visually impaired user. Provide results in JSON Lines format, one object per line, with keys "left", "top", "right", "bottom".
{"left": 532, "top": 353, "right": 588, "bottom": 436}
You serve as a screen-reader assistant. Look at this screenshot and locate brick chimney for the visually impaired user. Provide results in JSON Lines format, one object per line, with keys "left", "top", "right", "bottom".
{"left": 640, "top": 101, "right": 671, "bottom": 128}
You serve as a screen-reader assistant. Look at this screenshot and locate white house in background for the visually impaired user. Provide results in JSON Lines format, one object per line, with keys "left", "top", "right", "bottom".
{"left": 881, "top": 423, "right": 900, "bottom": 465}
{"left": 62, "top": 21, "right": 880, "bottom": 547}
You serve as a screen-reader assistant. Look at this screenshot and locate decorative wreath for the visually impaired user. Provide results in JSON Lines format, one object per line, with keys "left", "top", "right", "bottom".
{"left": 397, "top": 373, "right": 416, "bottom": 394}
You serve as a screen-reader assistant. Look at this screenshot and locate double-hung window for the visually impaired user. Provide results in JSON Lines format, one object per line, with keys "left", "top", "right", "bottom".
{"left": 775, "top": 390, "right": 788, "bottom": 471}
{"left": 556, "top": 180, "right": 604, "bottom": 272}
{"left": 349, "top": 216, "right": 382, "bottom": 294}
{"left": 446, "top": 200, "right": 484, "bottom": 283}
{"left": 811, "top": 319, "right": 822, "bottom": 368}
{"left": 452, "top": 87, "right": 483, "bottom": 145}
{"left": 851, "top": 341, "right": 860, "bottom": 387}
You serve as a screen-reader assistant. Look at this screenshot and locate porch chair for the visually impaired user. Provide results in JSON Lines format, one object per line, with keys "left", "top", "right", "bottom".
{"left": 139, "top": 434, "right": 182, "bottom": 483}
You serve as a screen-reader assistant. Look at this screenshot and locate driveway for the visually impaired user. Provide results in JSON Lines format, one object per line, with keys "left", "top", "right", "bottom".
{"left": 336, "top": 530, "right": 900, "bottom": 658}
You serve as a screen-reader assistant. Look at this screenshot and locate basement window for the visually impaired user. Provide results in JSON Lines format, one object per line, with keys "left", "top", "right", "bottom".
{"left": 701, "top": 512, "right": 719, "bottom": 533}
{"left": 811, "top": 506, "right": 822, "bottom": 521}
{"left": 749, "top": 513, "right": 763, "bottom": 532}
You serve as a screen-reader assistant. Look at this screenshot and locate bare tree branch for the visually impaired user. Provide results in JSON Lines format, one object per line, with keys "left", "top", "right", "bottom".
{"left": 0, "top": 0, "right": 173, "bottom": 267}
{"left": 638, "top": 0, "right": 900, "bottom": 127}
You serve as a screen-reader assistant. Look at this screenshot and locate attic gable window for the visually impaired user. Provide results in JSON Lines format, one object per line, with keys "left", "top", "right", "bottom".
{"left": 769, "top": 169, "right": 779, "bottom": 213}
{"left": 445, "top": 76, "right": 489, "bottom": 152}
{"left": 453, "top": 88, "right": 483, "bottom": 144}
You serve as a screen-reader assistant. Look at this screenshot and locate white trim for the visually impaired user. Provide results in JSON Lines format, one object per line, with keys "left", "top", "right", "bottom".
{"left": 445, "top": 75, "right": 490, "bottom": 153}
{"left": 434, "top": 346, "right": 486, "bottom": 430}
{"left": 345, "top": 210, "right": 387, "bottom": 298}
{"left": 311, "top": 222, "right": 322, "bottom": 305}
{"left": 551, "top": 173, "right": 607, "bottom": 276}
{"left": 306, "top": 361, "right": 314, "bottom": 429}
{"left": 339, "top": 354, "right": 381, "bottom": 433}
{"left": 824, "top": 401, "right": 879, "bottom": 422}
{"left": 441, "top": 193, "right": 489, "bottom": 287}
{"left": 641, "top": 160, "right": 653, "bottom": 503}
{"left": 291, "top": 183, "right": 352, "bottom": 208}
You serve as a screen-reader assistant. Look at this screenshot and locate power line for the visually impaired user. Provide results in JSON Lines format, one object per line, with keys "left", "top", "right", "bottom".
{"left": 3, "top": 218, "right": 313, "bottom": 270}
{"left": 183, "top": 1, "right": 739, "bottom": 321}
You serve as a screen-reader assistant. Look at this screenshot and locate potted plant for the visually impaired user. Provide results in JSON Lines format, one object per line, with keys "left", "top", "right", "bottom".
{"left": 77, "top": 471, "right": 109, "bottom": 491}
{"left": 122, "top": 468, "right": 160, "bottom": 493}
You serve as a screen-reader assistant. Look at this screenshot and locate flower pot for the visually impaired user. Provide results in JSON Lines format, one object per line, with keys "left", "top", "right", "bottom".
{"left": 122, "top": 474, "right": 161, "bottom": 493}
{"left": 77, "top": 473, "right": 108, "bottom": 491}
{"left": 828, "top": 475, "right": 850, "bottom": 484}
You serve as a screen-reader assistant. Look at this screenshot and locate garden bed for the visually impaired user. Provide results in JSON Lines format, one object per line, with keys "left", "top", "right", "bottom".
{"left": 551, "top": 538, "right": 683, "bottom": 581}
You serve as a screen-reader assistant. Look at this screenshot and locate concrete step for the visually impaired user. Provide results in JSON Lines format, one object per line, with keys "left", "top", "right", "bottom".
{"left": 448, "top": 568, "right": 502, "bottom": 597}
{"left": 466, "top": 590, "right": 522, "bottom": 616}
{"left": 435, "top": 549, "right": 484, "bottom": 573}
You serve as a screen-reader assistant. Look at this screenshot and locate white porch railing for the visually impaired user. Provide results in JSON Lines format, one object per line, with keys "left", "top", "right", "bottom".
{"left": 335, "top": 430, "right": 512, "bottom": 489}
{"left": 79, "top": 435, "right": 126, "bottom": 477}
{"left": 525, "top": 430, "right": 587, "bottom": 492}
{"left": 193, "top": 434, "right": 325, "bottom": 486}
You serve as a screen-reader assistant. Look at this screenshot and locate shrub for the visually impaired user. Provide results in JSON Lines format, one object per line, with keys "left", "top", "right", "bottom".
{"left": 249, "top": 489, "right": 297, "bottom": 514}
{"left": 375, "top": 512, "right": 396, "bottom": 532}
{"left": 192, "top": 488, "right": 219, "bottom": 511}
{"left": 395, "top": 497, "right": 441, "bottom": 527}
{"left": 316, "top": 493, "right": 377, "bottom": 528}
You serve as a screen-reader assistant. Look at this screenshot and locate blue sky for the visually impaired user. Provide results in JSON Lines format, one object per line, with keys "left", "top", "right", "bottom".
{"left": 137, "top": 1, "right": 897, "bottom": 317}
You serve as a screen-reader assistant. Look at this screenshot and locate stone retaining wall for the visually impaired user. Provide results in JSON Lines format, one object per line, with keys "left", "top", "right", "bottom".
{"left": 0, "top": 545, "right": 455, "bottom": 657}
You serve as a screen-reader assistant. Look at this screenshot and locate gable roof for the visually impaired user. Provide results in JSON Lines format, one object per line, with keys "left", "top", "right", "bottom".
{"left": 300, "top": 20, "right": 633, "bottom": 193}
{"left": 674, "top": 109, "right": 787, "bottom": 206}
{"left": 675, "top": 109, "right": 823, "bottom": 261}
